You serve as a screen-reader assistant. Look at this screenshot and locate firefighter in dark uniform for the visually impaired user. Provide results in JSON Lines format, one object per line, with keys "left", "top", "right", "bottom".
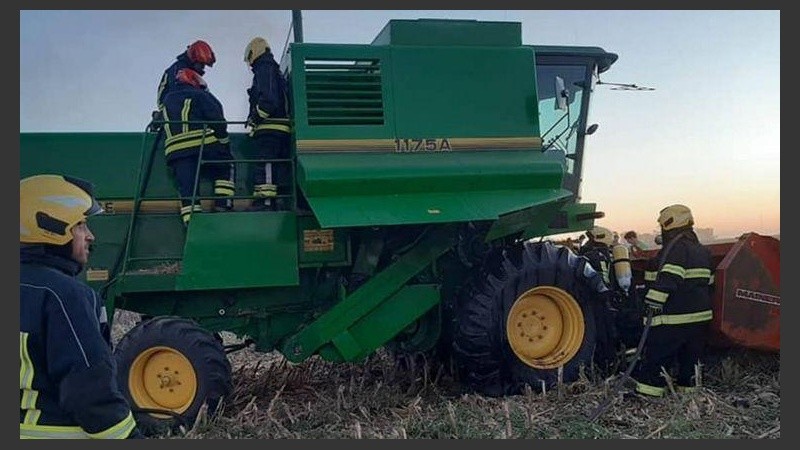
{"left": 578, "top": 226, "right": 619, "bottom": 374}
{"left": 631, "top": 204, "right": 714, "bottom": 396}
{"left": 243, "top": 37, "right": 292, "bottom": 211}
{"left": 160, "top": 68, "right": 235, "bottom": 226}
{"left": 20, "top": 174, "right": 143, "bottom": 439}
{"left": 153, "top": 40, "right": 216, "bottom": 131}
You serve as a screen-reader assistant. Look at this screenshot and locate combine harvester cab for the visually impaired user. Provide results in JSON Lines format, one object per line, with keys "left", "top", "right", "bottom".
{"left": 21, "top": 17, "right": 621, "bottom": 433}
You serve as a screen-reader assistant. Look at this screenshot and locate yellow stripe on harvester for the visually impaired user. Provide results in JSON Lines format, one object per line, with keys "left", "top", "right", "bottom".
{"left": 296, "top": 137, "right": 543, "bottom": 153}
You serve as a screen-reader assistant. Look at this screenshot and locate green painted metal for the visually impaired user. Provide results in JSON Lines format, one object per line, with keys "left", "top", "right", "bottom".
{"left": 521, "top": 202, "right": 603, "bottom": 240}
{"left": 20, "top": 18, "right": 622, "bottom": 366}
{"left": 485, "top": 195, "right": 573, "bottom": 242}
{"left": 296, "top": 214, "right": 351, "bottom": 267}
{"left": 531, "top": 45, "right": 618, "bottom": 74}
{"left": 371, "top": 19, "right": 522, "bottom": 47}
{"left": 281, "top": 225, "right": 457, "bottom": 362}
{"left": 297, "top": 151, "right": 567, "bottom": 229}
{"left": 317, "top": 284, "right": 440, "bottom": 362}
{"left": 389, "top": 45, "right": 538, "bottom": 138}
{"left": 178, "top": 212, "right": 299, "bottom": 290}
{"left": 290, "top": 44, "right": 395, "bottom": 141}
{"left": 290, "top": 33, "right": 539, "bottom": 142}
{"left": 21, "top": 132, "right": 161, "bottom": 198}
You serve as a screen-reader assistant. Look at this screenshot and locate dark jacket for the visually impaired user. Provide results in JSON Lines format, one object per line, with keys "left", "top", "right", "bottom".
{"left": 160, "top": 81, "right": 231, "bottom": 162}
{"left": 246, "top": 51, "right": 290, "bottom": 135}
{"left": 643, "top": 228, "right": 714, "bottom": 326}
{"left": 578, "top": 241, "right": 614, "bottom": 288}
{"left": 20, "top": 246, "right": 141, "bottom": 439}
{"left": 157, "top": 52, "right": 203, "bottom": 109}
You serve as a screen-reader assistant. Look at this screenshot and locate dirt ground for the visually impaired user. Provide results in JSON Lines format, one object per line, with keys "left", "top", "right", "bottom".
{"left": 112, "top": 310, "right": 780, "bottom": 439}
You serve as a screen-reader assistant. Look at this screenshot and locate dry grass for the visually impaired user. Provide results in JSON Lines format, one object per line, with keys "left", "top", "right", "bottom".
{"left": 113, "top": 311, "right": 780, "bottom": 439}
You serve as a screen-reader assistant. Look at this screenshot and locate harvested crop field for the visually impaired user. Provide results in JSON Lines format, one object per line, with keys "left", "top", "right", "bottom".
{"left": 113, "top": 311, "right": 780, "bottom": 439}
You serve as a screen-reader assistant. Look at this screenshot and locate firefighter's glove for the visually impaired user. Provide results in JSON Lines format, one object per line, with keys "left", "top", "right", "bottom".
{"left": 148, "top": 110, "right": 164, "bottom": 133}
{"left": 644, "top": 300, "right": 663, "bottom": 315}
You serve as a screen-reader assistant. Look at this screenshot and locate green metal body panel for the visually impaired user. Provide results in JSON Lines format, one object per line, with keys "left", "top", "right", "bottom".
{"left": 317, "top": 284, "right": 440, "bottom": 362}
{"left": 282, "top": 225, "right": 457, "bottom": 362}
{"left": 178, "top": 212, "right": 299, "bottom": 290}
{"left": 296, "top": 214, "right": 351, "bottom": 267}
{"left": 19, "top": 18, "right": 620, "bottom": 364}
{"left": 371, "top": 19, "right": 522, "bottom": 47}
{"left": 297, "top": 151, "right": 567, "bottom": 228}
{"left": 290, "top": 34, "right": 539, "bottom": 142}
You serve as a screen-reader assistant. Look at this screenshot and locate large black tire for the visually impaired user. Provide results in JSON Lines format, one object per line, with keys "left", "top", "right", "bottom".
{"left": 114, "top": 316, "right": 232, "bottom": 436}
{"left": 452, "top": 241, "right": 605, "bottom": 396}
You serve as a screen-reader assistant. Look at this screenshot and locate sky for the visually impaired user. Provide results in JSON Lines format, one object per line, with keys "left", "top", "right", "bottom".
{"left": 19, "top": 10, "right": 780, "bottom": 240}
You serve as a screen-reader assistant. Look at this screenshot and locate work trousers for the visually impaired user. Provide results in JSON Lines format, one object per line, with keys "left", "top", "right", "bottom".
{"left": 250, "top": 131, "right": 291, "bottom": 210}
{"left": 631, "top": 321, "right": 709, "bottom": 396}
{"left": 168, "top": 144, "right": 235, "bottom": 225}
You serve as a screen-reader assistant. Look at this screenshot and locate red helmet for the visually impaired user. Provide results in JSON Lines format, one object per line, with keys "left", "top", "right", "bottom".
{"left": 176, "top": 68, "right": 207, "bottom": 89}
{"left": 187, "top": 40, "right": 216, "bottom": 67}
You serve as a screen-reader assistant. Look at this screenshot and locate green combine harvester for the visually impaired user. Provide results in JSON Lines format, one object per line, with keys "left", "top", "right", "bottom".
{"left": 20, "top": 17, "right": 618, "bottom": 433}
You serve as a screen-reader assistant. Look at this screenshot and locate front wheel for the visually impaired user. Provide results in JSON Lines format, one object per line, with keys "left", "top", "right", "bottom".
{"left": 452, "top": 241, "right": 605, "bottom": 396}
{"left": 114, "top": 316, "right": 232, "bottom": 436}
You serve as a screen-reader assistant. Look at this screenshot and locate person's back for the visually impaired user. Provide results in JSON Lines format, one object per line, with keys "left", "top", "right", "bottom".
{"left": 160, "top": 68, "right": 235, "bottom": 225}
{"left": 20, "top": 175, "right": 142, "bottom": 439}
{"left": 244, "top": 37, "right": 292, "bottom": 211}
{"left": 631, "top": 204, "right": 714, "bottom": 398}
{"left": 161, "top": 72, "right": 230, "bottom": 162}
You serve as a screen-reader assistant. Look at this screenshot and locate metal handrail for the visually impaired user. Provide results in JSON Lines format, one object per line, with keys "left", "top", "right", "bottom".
{"left": 121, "top": 118, "right": 297, "bottom": 268}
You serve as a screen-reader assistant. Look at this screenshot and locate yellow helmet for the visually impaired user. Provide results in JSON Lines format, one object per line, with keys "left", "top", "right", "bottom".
{"left": 244, "top": 37, "right": 270, "bottom": 65}
{"left": 587, "top": 226, "right": 613, "bottom": 246}
{"left": 20, "top": 174, "right": 103, "bottom": 246}
{"left": 658, "top": 204, "right": 694, "bottom": 231}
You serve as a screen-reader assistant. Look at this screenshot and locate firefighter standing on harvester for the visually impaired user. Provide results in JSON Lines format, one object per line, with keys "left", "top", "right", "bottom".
{"left": 154, "top": 40, "right": 217, "bottom": 126}
{"left": 243, "top": 36, "right": 292, "bottom": 211}
{"left": 160, "top": 68, "right": 236, "bottom": 226}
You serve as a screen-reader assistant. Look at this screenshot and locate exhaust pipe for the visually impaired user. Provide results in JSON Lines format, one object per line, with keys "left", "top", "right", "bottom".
{"left": 292, "top": 10, "right": 304, "bottom": 44}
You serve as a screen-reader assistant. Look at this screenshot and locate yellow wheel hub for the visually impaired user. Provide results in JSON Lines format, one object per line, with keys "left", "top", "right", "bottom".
{"left": 129, "top": 346, "right": 197, "bottom": 416}
{"left": 506, "top": 286, "right": 585, "bottom": 369}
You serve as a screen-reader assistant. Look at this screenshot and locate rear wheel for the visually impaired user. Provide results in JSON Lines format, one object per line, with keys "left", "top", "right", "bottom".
{"left": 452, "top": 241, "right": 604, "bottom": 396}
{"left": 114, "top": 316, "right": 232, "bottom": 436}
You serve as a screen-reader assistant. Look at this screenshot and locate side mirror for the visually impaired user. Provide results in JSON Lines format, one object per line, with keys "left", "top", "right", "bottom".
{"left": 586, "top": 123, "right": 599, "bottom": 135}
{"left": 555, "top": 76, "right": 568, "bottom": 111}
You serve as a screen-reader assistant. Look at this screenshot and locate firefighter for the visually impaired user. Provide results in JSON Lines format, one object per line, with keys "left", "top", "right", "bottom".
{"left": 20, "top": 175, "right": 143, "bottom": 439}
{"left": 160, "top": 68, "right": 236, "bottom": 226}
{"left": 578, "top": 226, "right": 619, "bottom": 374}
{"left": 243, "top": 36, "right": 292, "bottom": 211}
{"left": 631, "top": 204, "right": 714, "bottom": 397}
{"left": 153, "top": 40, "right": 216, "bottom": 131}
{"left": 579, "top": 226, "right": 615, "bottom": 286}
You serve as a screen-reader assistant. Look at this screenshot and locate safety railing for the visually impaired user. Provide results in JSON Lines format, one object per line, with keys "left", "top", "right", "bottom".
{"left": 118, "top": 118, "right": 296, "bottom": 275}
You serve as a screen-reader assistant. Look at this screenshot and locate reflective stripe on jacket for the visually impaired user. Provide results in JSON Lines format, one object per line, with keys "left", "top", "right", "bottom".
{"left": 643, "top": 231, "right": 714, "bottom": 326}
{"left": 20, "top": 247, "right": 138, "bottom": 439}
{"left": 247, "top": 51, "right": 291, "bottom": 136}
{"left": 161, "top": 82, "right": 230, "bottom": 162}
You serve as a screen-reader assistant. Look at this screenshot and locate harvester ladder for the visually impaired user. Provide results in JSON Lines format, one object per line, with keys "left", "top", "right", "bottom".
{"left": 118, "top": 119, "right": 297, "bottom": 276}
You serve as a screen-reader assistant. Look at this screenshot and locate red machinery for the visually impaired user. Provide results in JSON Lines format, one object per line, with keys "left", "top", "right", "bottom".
{"left": 631, "top": 233, "right": 779, "bottom": 353}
